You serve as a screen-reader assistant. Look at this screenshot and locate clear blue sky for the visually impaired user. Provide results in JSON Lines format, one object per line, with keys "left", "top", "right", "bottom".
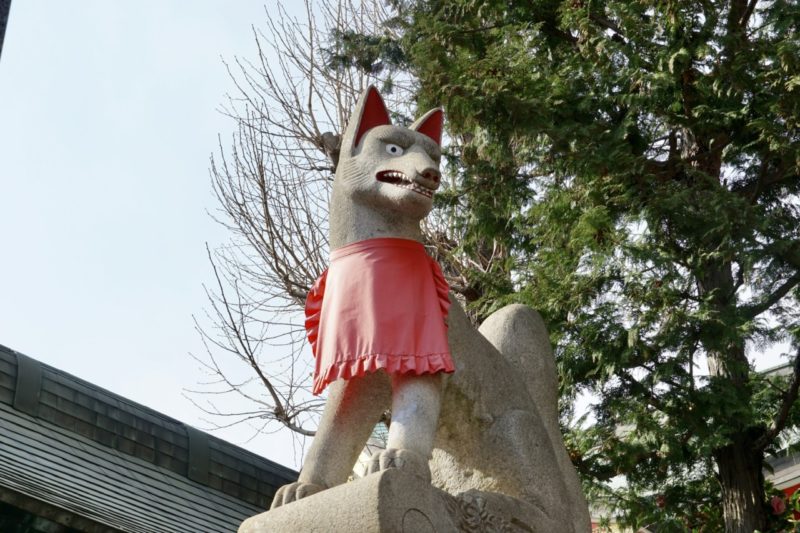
{"left": 0, "top": 1, "right": 304, "bottom": 467}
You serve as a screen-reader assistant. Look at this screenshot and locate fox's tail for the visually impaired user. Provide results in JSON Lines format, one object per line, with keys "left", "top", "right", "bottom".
{"left": 478, "top": 305, "right": 591, "bottom": 532}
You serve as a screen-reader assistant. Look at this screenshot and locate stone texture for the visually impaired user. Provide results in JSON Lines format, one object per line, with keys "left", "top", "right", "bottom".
{"left": 272, "top": 86, "right": 449, "bottom": 509}
{"left": 261, "top": 86, "right": 592, "bottom": 531}
{"left": 430, "top": 298, "right": 591, "bottom": 532}
{"left": 241, "top": 469, "right": 555, "bottom": 533}
{"left": 262, "top": 297, "right": 592, "bottom": 531}
{"left": 328, "top": 87, "right": 441, "bottom": 250}
{"left": 478, "top": 305, "right": 592, "bottom": 533}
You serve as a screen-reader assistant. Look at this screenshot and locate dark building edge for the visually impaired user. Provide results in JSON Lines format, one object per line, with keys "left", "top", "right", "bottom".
{"left": 0, "top": 0, "right": 10, "bottom": 61}
{"left": 0, "top": 343, "right": 297, "bottom": 509}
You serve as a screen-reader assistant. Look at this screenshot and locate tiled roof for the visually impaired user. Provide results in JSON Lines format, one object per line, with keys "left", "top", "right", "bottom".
{"left": 0, "top": 344, "right": 297, "bottom": 532}
{"left": 767, "top": 452, "right": 800, "bottom": 491}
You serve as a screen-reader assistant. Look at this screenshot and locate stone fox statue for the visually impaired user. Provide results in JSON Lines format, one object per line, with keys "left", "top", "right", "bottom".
{"left": 271, "top": 87, "right": 591, "bottom": 533}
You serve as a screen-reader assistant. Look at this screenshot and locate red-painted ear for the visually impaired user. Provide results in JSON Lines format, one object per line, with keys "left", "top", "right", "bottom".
{"left": 411, "top": 108, "right": 444, "bottom": 146}
{"left": 354, "top": 87, "right": 392, "bottom": 148}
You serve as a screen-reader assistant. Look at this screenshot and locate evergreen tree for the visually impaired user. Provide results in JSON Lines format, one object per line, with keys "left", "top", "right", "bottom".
{"left": 346, "top": 0, "right": 800, "bottom": 530}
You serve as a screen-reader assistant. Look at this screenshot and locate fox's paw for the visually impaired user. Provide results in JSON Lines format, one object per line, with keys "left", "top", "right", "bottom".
{"left": 367, "top": 448, "right": 431, "bottom": 483}
{"left": 270, "top": 481, "right": 326, "bottom": 509}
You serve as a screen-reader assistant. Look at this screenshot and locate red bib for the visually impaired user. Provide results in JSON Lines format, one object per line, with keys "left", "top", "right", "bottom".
{"left": 305, "top": 238, "right": 454, "bottom": 395}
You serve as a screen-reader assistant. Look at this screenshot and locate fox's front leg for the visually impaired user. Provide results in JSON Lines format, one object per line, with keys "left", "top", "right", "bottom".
{"left": 271, "top": 371, "right": 390, "bottom": 508}
{"left": 368, "top": 373, "right": 443, "bottom": 482}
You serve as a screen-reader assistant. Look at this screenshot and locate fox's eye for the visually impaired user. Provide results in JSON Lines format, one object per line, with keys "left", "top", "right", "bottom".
{"left": 385, "top": 143, "right": 404, "bottom": 156}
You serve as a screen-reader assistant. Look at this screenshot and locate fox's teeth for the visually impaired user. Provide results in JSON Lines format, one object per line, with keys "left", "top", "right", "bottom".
{"left": 376, "top": 170, "right": 433, "bottom": 197}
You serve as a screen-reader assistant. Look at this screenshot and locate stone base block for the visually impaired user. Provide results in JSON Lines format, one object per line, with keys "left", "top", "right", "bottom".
{"left": 239, "top": 469, "right": 559, "bottom": 532}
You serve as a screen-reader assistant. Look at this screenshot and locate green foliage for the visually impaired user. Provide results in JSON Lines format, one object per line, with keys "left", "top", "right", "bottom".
{"left": 324, "top": 29, "right": 407, "bottom": 76}
{"left": 330, "top": 0, "right": 800, "bottom": 528}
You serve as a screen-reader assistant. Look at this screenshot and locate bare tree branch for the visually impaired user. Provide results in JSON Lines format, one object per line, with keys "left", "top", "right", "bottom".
{"left": 193, "top": 0, "right": 493, "bottom": 438}
{"left": 192, "top": 0, "right": 418, "bottom": 438}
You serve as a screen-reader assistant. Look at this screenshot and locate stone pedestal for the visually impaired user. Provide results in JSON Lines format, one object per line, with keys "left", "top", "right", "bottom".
{"left": 240, "top": 469, "right": 556, "bottom": 532}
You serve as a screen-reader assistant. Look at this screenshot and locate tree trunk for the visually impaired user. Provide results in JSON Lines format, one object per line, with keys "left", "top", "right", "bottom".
{"left": 700, "top": 261, "right": 768, "bottom": 532}
{"left": 713, "top": 429, "right": 768, "bottom": 533}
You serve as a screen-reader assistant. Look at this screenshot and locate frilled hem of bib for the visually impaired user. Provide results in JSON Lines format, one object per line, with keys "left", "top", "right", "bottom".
{"left": 304, "top": 238, "right": 453, "bottom": 396}
{"left": 312, "top": 351, "right": 454, "bottom": 395}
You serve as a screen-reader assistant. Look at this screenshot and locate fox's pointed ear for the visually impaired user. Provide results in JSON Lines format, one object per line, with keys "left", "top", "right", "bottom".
{"left": 340, "top": 86, "right": 392, "bottom": 155}
{"left": 411, "top": 108, "right": 444, "bottom": 146}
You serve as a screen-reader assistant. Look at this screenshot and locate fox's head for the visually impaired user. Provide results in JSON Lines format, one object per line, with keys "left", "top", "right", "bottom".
{"left": 330, "top": 86, "right": 443, "bottom": 248}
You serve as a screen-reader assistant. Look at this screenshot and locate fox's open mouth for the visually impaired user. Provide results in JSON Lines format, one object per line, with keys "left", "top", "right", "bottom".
{"left": 376, "top": 170, "right": 434, "bottom": 198}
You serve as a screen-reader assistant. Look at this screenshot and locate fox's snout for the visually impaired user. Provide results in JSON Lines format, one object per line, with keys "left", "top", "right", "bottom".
{"left": 419, "top": 167, "right": 441, "bottom": 184}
